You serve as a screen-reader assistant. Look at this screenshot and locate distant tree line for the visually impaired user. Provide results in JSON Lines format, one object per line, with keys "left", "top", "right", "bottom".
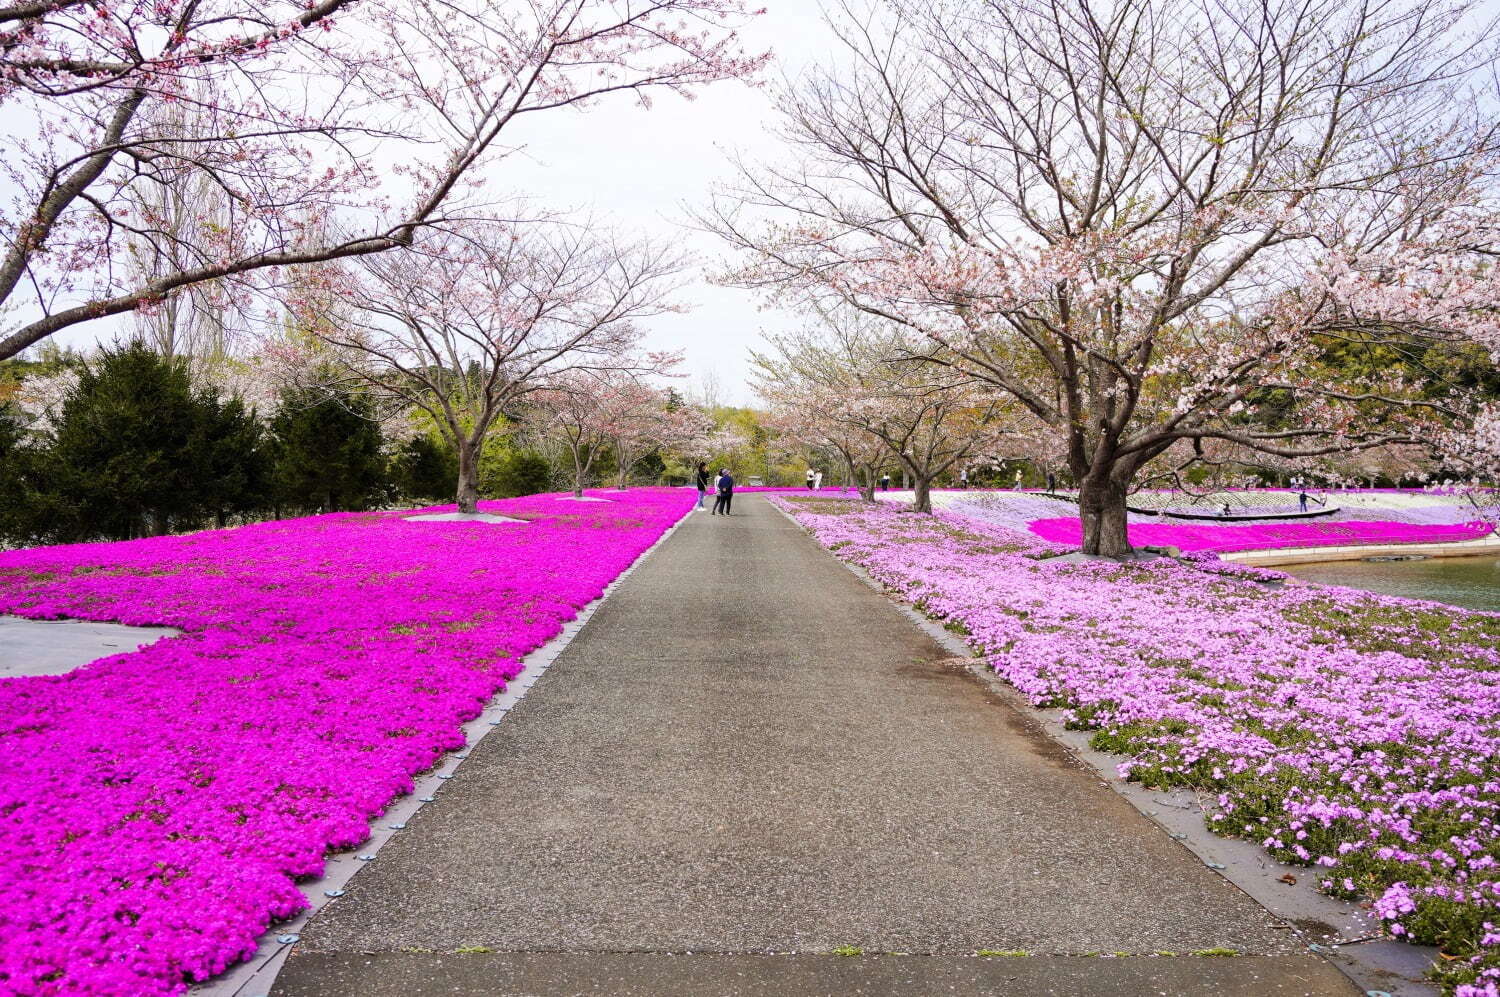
{"left": 0, "top": 344, "right": 552, "bottom": 547}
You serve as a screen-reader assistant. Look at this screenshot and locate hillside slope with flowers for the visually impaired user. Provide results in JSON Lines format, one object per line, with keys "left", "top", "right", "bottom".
{"left": 0, "top": 490, "right": 689, "bottom": 995}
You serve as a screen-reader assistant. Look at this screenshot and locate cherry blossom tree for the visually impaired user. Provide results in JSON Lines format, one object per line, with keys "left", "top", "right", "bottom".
{"left": 303, "top": 220, "right": 682, "bottom": 513}
{"left": 759, "top": 382, "right": 887, "bottom": 501}
{"left": 531, "top": 367, "right": 669, "bottom": 498}
{"left": 599, "top": 380, "right": 671, "bottom": 490}
{"left": 606, "top": 391, "right": 717, "bottom": 489}
{"left": 654, "top": 401, "right": 717, "bottom": 476}
{"left": 754, "top": 314, "right": 1026, "bottom": 512}
{"left": 0, "top": 0, "right": 766, "bottom": 361}
{"left": 711, "top": 0, "right": 1500, "bottom": 555}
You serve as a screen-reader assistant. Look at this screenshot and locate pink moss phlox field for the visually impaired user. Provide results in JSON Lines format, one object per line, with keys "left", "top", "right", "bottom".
{"left": 774, "top": 496, "right": 1500, "bottom": 995}
{"left": 1028, "top": 516, "right": 1493, "bottom": 553}
{"left": 0, "top": 490, "right": 689, "bottom": 996}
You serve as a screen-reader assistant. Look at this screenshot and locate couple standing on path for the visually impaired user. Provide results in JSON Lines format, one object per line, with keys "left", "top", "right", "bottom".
{"left": 695, "top": 461, "right": 735, "bottom": 515}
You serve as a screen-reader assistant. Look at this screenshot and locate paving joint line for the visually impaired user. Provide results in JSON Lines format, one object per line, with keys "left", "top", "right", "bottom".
{"left": 193, "top": 503, "right": 697, "bottom": 997}
{"left": 767, "top": 497, "right": 1440, "bottom": 997}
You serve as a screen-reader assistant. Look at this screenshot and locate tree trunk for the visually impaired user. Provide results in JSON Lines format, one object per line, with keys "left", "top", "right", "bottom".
{"left": 912, "top": 476, "right": 933, "bottom": 513}
{"left": 858, "top": 463, "right": 876, "bottom": 503}
{"left": 614, "top": 441, "right": 630, "bottom": 490}
{"left": 573, "top": 450, "right": 586, "bottom": 498}
{"left": 1078, "top": 474, "right": 1131, "bottom": 557}
{"left": 456, "top": 440, "right": 480, "bottom": 514}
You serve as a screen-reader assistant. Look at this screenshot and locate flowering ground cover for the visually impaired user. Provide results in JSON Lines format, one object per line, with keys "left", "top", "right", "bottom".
{"left": 0, "top": 489, "right": 689, "bottom": 996}
{"left": 1028, "top": 516, "right": 1493, "bottom": 553}
{"left": 774, "top": 495, "right": 1500, "bottom": 995}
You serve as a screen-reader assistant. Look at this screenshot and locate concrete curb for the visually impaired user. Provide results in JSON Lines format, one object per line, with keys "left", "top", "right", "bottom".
{"left": 768, "top": 497, "right": 1440, "bottom": 997}
{"left": 191, "top": 505, "right": 696, "bottom": 997}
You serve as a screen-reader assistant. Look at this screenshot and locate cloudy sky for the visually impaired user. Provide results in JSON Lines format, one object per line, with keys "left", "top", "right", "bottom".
{"left": 454, "top": 4, "right": 841, "bottom": 406}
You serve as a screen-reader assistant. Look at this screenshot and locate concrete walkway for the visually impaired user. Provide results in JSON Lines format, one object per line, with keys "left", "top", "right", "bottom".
{"left": 275, "top": 495, "right": 1355, "bottom": 996}
{"left": 0, "top": 615, "right": 179, "bottom": 678}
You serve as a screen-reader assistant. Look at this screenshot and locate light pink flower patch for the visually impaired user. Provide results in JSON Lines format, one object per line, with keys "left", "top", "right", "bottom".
{"left": 0, "top": 490, "right": 689, "bottom": 995}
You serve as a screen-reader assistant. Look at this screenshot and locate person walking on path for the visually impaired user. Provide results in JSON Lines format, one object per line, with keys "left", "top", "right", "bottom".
{"left": 695, "top": 462, "right": 710, "bottom": 511}
{"left": 959, "top": 468, "right": 968, "bottom": 489}
{"left": 1014, "top": 469, "right": 1023, "bottom": 491}
{"left": 713, "top": 468, "right": 735, "bottom": 515}
{"left": 1046, "top": 471, "right": 1056, "bottom": 494}
{"left": 1299, "top": 490, "right": 1309, "bottom": 513}
{"left": 880, "top": 472, "right": 890, "bottom": 492}
{"left": 813, "top": 469, "right": 823, "bottom": 490}
{"left": 806, "top": 468, "right": 815, "bottom": 490}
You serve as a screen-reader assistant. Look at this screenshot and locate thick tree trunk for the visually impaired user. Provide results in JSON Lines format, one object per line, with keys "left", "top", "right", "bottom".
{"left": 1078, "top": 475, "right": 1131, "bottom": 557}
{"left": 615, "top": 443, "right": 631, "bottom": 489}
{"left": 912, "top": 476, "right": 933, "bottom": 513}
{"left": 456, "top": 440, "right": 480, "bottom": 514}
{"left": 573, "top": 450, "right": 586, "bottom": 498}
{"left": 858, "top": 463, "right": 876, "bottom": 503}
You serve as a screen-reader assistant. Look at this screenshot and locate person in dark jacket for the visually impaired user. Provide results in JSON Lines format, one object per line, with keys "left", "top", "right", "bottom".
{"left": 695, "top": 461, "right": 710, "bottom": 510}
{"left": 713, "top": 468, "right": 735, "bottom": 515}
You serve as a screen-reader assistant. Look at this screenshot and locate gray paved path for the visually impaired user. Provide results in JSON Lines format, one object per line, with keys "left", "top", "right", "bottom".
{"left": 276, "top": 495, "right": 1354, "bottom": 996}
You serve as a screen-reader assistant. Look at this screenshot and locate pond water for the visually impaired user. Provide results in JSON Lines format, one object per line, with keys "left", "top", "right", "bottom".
{"left": 1283, "top": 555, "right": 1500, "bottom": 614}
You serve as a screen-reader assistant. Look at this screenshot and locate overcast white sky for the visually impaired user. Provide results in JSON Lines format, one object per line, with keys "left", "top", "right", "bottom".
{"left": 481, "top": 3, "right": 839, "bottom": 405}
{"left": 30, "top": 3, "right": 842, "bottom": 406}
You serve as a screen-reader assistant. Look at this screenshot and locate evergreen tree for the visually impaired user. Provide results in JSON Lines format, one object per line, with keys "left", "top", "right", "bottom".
{"left": 189, "top": 396, "right": 271, "bottom": 527}
{"left": 390, "top": 435, "right": 457, "bottom": 503}
{"left": 269, "top": 383, "right": 387, "bottom": 513}
{"left": 31, "top": 342, "right": 268, "bottom": 541}
{"left": 0, "top": 405, "right": 33, "bottom": 544}
{"left": 484, "top": 448, "right": 552, "bottom": 498}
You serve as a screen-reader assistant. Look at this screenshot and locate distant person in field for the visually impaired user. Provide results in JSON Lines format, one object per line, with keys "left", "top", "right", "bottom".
{"left": 713, "top": 468, "right": 735, "bottom": 515}
{"left": 806, "top": 468, "right": 815, "bottom": 490}
{"left": 1046, "top": 471, "right": 1056, "bottom": 494}
{"left": 814, "top": 469, "right": 823, "bottom": 490}
{"left": 881, "top": 472, "right": 891, "bottom": 492}
{"left": 1013, "top": 469, "right": 1023, "bottom": 491}
{"left": 695, "top": 461, "right": 710, "bottom": 511}
{"left": 959, "top": 468, "right": 968, "bottom": 489}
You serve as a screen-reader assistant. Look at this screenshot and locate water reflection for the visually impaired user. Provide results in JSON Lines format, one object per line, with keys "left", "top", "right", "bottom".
{"left": 1283, "top": 555, "right": 1500, "bottom": 614}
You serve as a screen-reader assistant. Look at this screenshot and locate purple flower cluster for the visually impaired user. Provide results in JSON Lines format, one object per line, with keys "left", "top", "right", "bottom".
{"left": 0, "top": 490, "right": 689, "bottom": 996}
{"left": 775, "top": 496, "right": 1500, "bottom": 995}
{"left": 1028, "top": 516, "right": 1492, "bottom": 553}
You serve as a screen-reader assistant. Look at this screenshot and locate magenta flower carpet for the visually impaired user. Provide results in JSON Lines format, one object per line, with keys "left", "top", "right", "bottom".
{"left": 776, "top": 496, "right": 1500, "bottom": 995}
{"left": 1028, "top": 516, "right": 1494, "bottom": 552}
{"left": 0, "top": 490, "right": 689, "bottom": 996}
